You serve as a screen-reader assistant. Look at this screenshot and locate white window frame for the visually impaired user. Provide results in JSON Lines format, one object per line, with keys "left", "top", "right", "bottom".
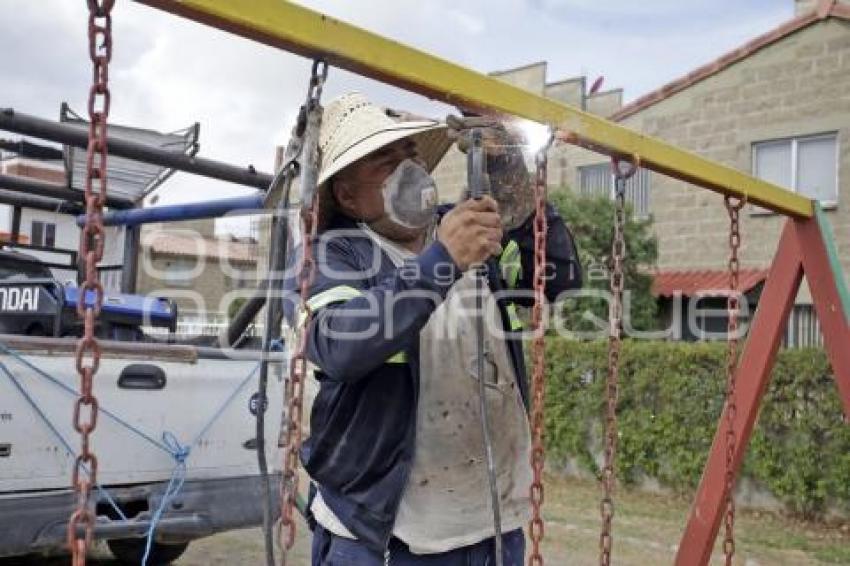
{"left": 163, "top": 257, "right": 198, "bottom": 288}
{"left": 751, "top": 132, "right": 839, "bottom": 210}
{"left": 31, "top": 220, "right": 57, "bottom": 248}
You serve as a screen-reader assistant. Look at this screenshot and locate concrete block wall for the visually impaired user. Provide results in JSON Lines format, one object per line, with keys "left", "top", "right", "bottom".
{"left": 544, "top": 77, "right": 585, "bottom": 108}
{"left": 136, "top": 216, "right": 259, "bottom": 317}
{"left": 136, "top": 253, "right": 257, "bottom": 315}
{"left": 554, "top": 18, "right": 850, "bottom": 290}
{"left": 490, "top": 62, "right": 547, "bottom": 94}
{"left": 586, "top": 89, "right": 624, "bottom": 118}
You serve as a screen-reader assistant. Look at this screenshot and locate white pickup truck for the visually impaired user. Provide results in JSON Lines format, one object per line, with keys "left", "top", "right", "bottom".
{"left": 0, "top": 251, "right": 283, "bottom": 565}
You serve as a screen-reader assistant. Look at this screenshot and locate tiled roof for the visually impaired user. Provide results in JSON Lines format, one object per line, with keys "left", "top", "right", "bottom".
{"left": 0, "top": 231, "right": 28, "bottom": 244}
{"left": 142, "top": 232, "right": 258, "bottom": 263}
{"left": 611, "top": 0, "right": 850, "bottom": 121}
{"left": 652, "top": 269, "right": 769, "bottom": 297}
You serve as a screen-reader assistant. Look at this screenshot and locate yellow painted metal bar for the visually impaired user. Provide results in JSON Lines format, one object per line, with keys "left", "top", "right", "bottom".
{"left": 137, "top": 0, "right": 813, "bottom": 218}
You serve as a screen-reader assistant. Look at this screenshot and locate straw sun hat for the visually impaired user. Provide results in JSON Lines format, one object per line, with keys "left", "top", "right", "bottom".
{"left": 315, "top": 92, "right": 453, "bottom": 230}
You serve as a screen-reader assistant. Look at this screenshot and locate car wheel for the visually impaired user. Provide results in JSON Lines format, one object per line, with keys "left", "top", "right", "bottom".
{"left": 107, "top": 538, "right": 190, "bottom": 565}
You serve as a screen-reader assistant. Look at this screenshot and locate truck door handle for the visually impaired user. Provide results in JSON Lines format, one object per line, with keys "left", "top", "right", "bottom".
{"left": 118, "top": 364, "right": 167, "bottom": 390}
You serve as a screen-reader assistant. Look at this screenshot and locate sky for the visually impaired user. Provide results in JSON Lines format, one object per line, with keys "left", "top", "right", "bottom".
{"left": 0, "top": 0, "right": 795, "bottom": 234}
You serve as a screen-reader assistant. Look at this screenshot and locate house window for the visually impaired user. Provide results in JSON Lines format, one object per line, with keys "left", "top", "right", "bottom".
{"left": 163, "top": 258, "right": 197, "bottom": 287}
{"left": 578, "top": 163, "right": 611, "bottom": 199}
{"left": 753, "top": 133, "right": 838, "bottom": 205}
{"left": 577, "top": 163, "right": 651, "bottom": 218}
{"left": 31, "top": 221, "right": 56, "bottom": 248}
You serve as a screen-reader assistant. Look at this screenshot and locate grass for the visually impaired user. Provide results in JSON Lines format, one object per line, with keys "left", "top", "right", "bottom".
{"left": 4, "top": 475, "right": 848, "bottom": 565}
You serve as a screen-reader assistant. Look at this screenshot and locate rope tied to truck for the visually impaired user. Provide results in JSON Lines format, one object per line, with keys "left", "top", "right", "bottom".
{"left": 0, "top": 338, "right": 262, "bottom": 564}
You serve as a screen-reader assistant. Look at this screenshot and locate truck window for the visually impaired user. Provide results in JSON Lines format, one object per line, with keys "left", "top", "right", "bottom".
{"left": 0, "top": 259, "right": 52, "bottom": 281}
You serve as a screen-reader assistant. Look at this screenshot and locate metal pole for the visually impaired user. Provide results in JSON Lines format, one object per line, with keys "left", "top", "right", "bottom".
{"left": 76, "top": 194, "right": 264, "bottom": 227}
{"left": 467, "top": 128, "right": 503, "bottom": 566}
{"left": 675, "top": 220, "right": 802, "bottom": 566}
{"left": 220, "top": 289, "right": 266, "bottom": 347}
{"left": 135, "top": 0, "right": 812, "bottom": 217}
{"left": 796, "top": 209, "right": 850, "bottom": 418}
{"left": 10, "top": 205, "right": 21, "bottom": 241}
{"left": 0, "top": 193, "right": 82, "bottom": 215}
{"left": 0, "top": 173, "right": 133, "bottom": 209}
{"left": 0, "top": 108, "right": 275, "bottom": 190}
{"left": 122, "top": 225, "right": 140, "bottom": 294}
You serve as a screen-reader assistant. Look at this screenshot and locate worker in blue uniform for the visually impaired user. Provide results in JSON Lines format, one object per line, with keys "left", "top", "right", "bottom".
{"left": 283, "top": 92, "right": 582, "bottom": 565}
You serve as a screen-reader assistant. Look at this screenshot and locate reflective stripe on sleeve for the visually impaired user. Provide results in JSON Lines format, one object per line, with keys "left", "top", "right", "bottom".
{"left": 298, "top": 285, "right": 364, "bottom": 326}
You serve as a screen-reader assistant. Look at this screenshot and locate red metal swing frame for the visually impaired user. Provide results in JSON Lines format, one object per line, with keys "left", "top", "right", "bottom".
{"left": 127, "top": 2, "right": 850, "bottom": 563}
{"left": 676, "top": 211, "right": 850, "bottom": 565}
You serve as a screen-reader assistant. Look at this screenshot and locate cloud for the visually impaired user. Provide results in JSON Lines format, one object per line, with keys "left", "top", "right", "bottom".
{"left": 446, "top": 9, "right": 487, "bottom": 36}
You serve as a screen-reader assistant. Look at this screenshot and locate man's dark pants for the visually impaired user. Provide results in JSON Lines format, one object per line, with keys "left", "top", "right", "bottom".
{"left": 311, "top": 524, "right": 525, "bottom": 565}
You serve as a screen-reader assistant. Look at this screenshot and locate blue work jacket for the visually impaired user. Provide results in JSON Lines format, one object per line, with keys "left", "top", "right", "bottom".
{"left": 283, "top": 203, "right": 582, "bottom": 553}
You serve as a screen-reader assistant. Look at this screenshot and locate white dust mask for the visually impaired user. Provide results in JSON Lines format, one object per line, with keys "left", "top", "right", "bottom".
{"left": 381, "top": 158, "right": 438, "bottom": 230}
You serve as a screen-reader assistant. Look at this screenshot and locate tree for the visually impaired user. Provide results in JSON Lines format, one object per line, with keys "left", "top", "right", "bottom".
{"left": 549, "top": 188, "right": 659, "bottom": 335}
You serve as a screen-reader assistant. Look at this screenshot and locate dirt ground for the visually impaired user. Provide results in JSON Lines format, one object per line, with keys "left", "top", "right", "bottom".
{"left": 4, "top": 476, "right": 849, "bottom": 565}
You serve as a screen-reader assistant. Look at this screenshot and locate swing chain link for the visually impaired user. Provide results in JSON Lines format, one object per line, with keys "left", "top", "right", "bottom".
{"left": 723, "top": 195, "right": 745, "bottom": 565}
{"left": 528, "top": 138, "right": 551, "bottom": 566}
{"left": 600, "top": 157, "right": 637, "bottom": 566}
{"left": 278, "top": 60, "right": 327, "bottom": 565}
{"left": 305, "top": 59, "right": 329, "bottom": 109}
{"left": 69, "top": 2, "right": 114, "bottom": 564}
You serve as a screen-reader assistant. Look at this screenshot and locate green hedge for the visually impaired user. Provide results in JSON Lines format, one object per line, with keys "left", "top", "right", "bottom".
{"left": 544, "top": 339, "right": 850, "bottom": 518}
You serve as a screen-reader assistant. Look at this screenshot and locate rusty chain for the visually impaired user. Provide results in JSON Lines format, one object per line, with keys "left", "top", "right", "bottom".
{"left": 723, "top": 195, "right": 745, "bottom": 565}
{"left": 278, "top": 60, "right": 327, "bottom": 566}
{"left": 528, "top": 138, "right": 552, "bottom": 566}
{"left": 599, "top": 156, "right": 638, "bottom": 566}
{"left": 68, "top": 2, "right": 114, "bottom": 564}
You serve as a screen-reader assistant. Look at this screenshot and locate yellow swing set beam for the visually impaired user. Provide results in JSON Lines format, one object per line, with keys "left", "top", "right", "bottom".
{"left": 137, "top": 0, "right": 814, "bottom": 218}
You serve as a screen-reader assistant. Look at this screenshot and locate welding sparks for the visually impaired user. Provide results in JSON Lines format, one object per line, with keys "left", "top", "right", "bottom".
{"left": 514, "top": 119, "right": 552, "bottom": 154}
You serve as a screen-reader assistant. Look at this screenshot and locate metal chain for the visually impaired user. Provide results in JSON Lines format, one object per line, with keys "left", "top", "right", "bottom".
{"left": 528, "top": 139, "right": 551, "bottom": 566}
{"left": 278, "top": 60, "right": 327, "bottom": 566}
{"left": 600, "top": 156, "right": 637, "bottom": 566}
{"left": 723, "top": 195, "right": 745, "bottom": 565}
{"left": 68, "top": 2, "right": 114, "bottom": 564}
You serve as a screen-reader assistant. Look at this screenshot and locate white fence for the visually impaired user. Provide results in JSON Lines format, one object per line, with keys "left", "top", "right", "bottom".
{"left": 783, "top": 304, "right": 823, "bottom": 349}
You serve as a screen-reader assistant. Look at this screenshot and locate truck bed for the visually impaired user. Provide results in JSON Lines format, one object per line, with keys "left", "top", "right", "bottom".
{"left": 0, "top": 338, "right": 284, "bottom": 492}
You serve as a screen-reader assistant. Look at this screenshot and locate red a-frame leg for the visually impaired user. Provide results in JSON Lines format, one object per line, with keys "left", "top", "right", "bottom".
{"left": 675, "top": 213, "right": 850, "bottom": 566}
{"left": 795, "top": 216, "right": 850, "bottom": 420}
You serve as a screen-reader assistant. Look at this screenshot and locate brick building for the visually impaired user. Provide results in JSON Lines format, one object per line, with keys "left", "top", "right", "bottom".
{"left": 435, "top": 0, "right": 850, "bottom": 345}
{"left": 136, "top": 217, "right": 260, "bottom": 336}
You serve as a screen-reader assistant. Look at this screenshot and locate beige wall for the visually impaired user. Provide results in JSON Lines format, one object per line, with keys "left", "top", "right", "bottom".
{"left": 491, "top": 62, "right": 547, "bottom": 94}
{"left": 586, "top": 89, "right": 623, "bottom": 118}
{"left": 136, "top": 253, "right": 257, "bottom": 316}
{"left": 136, "top": 217, "right": 258, "bottom": 316}
{"left": 554, "top": 19, "right": 850, "bottom": 296}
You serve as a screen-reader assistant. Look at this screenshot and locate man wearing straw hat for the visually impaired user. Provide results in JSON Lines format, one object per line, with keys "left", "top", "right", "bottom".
{"left": 286, "top": 92, "right": 582, "bottom": 565}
